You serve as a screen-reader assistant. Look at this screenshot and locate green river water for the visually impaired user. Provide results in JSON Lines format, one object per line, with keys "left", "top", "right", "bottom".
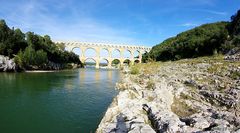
{"left": 0, "top": 68, "right": 120, "bottom": 133}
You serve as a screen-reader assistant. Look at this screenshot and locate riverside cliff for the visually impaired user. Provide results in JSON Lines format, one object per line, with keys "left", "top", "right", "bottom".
{"left": 96, "top": 54, "right": 240, "bottom": 133}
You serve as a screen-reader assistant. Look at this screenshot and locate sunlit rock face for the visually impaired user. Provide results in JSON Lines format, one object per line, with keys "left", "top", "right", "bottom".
{"left": 96, "top": 55, "right": 240, "bottom": 133}
{"left": 0, "top": 55, "right": 16, "bottom": 72}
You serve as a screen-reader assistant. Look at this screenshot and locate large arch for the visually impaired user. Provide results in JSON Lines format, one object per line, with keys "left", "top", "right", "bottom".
{"left": 123, "top": 49, "right": 132, "bottom": 58}
{"left": 84, "top": 58, "right": 96, "bottom": 68}
{"left": 72, "top": 47, "right": 82, "bottom": 56}
{"left": 100, "top": 48, "right": 109, "bottom": 57}
{"left": 99, "top": 58, "right": 109, "bottom": 67}
{"left": 112, "top": 49, "right": 121, "bottom": 58}
{"left": 84, "top": 48, "right": 97, "bottom": 58}
{"left": 133, "top": 50, "right": 140, "bottom": 59}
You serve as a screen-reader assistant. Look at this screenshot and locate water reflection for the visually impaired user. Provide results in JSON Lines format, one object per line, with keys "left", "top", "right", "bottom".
{"left": 79, "top": 68, "right": 86, "bottom": 85}
{"left": 95, "top": 69, "right": 100, "bottom": 82}
{"left": 0, "top": 68, "right": 120, "bottom": 133}
{"left": 78, "top": 68, "right": 117, "bottom": 85}
{"left": 107, "top": 70, "right": 112, "bottom": 81}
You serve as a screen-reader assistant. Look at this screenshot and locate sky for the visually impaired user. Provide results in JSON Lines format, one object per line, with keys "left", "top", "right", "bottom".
{"left": 0, "top": 0, "right": 239, "bottom": 47}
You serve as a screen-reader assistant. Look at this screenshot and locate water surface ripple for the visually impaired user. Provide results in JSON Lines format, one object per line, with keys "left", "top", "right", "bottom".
{"left": 0, "top": 68, "right": 120, "bottom": 133}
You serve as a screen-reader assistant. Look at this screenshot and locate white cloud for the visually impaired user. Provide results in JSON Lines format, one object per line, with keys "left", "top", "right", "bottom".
{"left": 174, "top": 0, "right": 216, "bottom": 6}
{"left": 195, "top": 9, "right": 227, "bottom": 16}
{"left": 0, "top": 0, "right": 141, "bottom": 45}
{"left": 180, "top": 23, "right": 199, "bottom": 27}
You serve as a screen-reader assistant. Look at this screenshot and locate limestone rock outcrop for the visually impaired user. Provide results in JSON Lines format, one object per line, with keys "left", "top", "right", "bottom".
{"left": 96, "top": 55, "right": 240, "bottom": 133}
{"left": 0, "top": 55, "right": 16, "bottom": 72}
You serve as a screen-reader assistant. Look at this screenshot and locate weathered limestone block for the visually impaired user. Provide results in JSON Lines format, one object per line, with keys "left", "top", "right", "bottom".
{"left": 0, "top": 55, "right": 16, "bottom": 72}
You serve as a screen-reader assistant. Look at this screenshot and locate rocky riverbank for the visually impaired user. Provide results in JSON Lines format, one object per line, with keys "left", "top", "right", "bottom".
{"left": 0, "top": 55, "right": 82, "bottom": 72}
{"left": 96, "top": 55, "right": 240, "bottom": 133}
{"left": 0, "top": 55, "right": 16, "bottom": 72}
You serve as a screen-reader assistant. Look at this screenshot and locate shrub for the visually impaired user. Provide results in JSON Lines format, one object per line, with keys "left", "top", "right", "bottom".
{"left": 130, "top": 66, "right": 139, "bottom": 75}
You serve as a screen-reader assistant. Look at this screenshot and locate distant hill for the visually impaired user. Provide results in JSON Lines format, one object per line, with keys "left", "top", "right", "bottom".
{"left": 143, "top": 9, "right": 240, "bottom": 62}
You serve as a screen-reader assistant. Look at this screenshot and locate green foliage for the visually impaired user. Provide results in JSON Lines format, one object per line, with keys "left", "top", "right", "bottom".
{"left": 0, "top": 19, "right": 81, "bottom": 70}
{"left": 22, "top": 46, "right": 36, "bottom": 66}
{"left": 145, "top": 9, "right": 240, "bottom": 62}
{"left": 147, "top": 22, "right": 229, "bottom": 61}
{"left": 14, "top": 50, "right": 24, "bottom": 69}
{"left": 229, "top": 9, "right": 240, "bottom": 35}
{"left": 141, "top": 52, "right": 152, "bottom": 63}
{"left": 35, "top": 50, "right": 47, "bottom": 65}
{"left": 130, "top": 66, "right": 139, "bottom": 75}
{"left": 230, "top": 71, "right": 240, "bottom": 80}
{"left": 112, "top": 59, "right": 120, "bottom": 64}
{"left": 56, "top": 42, "right": 65, "bottom": 51}
{"left": 146, "top": 80, "right": 155, "bottom": 90}
{"left": 0, "top": 20, "right": 27, "bottom": 57}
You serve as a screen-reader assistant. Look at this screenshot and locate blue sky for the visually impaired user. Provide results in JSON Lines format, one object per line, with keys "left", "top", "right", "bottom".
{"left": 0, "top": 0, "right": 239, "bottom": 47}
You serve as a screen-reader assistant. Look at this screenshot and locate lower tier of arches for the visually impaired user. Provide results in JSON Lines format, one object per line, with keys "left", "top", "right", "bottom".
{"left": 81, "top": 57, "right": 141, "bottom": 68}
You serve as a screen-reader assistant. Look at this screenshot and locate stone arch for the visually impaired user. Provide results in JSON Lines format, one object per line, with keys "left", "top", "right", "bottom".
{"left": 100, "top": 48, "right": 109, "bottom": 57}
{"left": 123, "top": 49, "right": 132, "bottom": 58}
{"left": 65, "top": 46, "right": 71, "bottom": 51}
{"left": 84, "top": 58, "right": 96, "bottom": 67}
{"left": 112, "top": 49, "right": 121, "bottom": 58}
{"left": 111, "top": 59, "right": 121, "bottom": 68}
{"left": 134, "top": 59, "right": 140, "bottom": 64}
{"left": 133, "top": 50, "right": 140, "bottom": 58}
{"left": 72, "top": 47, "right": 82, "bottom": 56}
{"left": 123, "top": 59, "right": 131, "bottom": 65}
{"left": 99, "top": 58, "right": 109, "bottom": 67}
{"left": 143, "top": 50, "right": 148, "bottom": 54}
{"left": 84, "top": 47, "right": 97, "bottom": 57}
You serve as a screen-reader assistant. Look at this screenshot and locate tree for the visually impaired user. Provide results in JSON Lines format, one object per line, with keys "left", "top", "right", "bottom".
{"left": 145, "top": 22, "right": 229, "bottom": 61}
{"left": 0, "top": 19, "right": 82, "bottom": 70}
{"left": 14, "top": 50, "right": 24, "bottom": 69}
{"left": 23, "top": 46, "right": 36, "bottom": 66}
{"left": 35, "top": 50, "right": 47, "bottom": 66}
{"left": 229, "top": 9, "right": 240, "bottom": 35}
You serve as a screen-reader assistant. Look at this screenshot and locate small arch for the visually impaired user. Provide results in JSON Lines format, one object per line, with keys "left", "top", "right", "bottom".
{"left": 134, "top": 59, "right": 140, "bottom": 64}
{"left": 84, "top": 48, "right": 97, "bottom": 57}
{"left": 100, "top": 48, "right": 109, "bottom": 57}
{"left": 84, "top": 58, "right": 96, "bottom": 68}
{"left": 72, "top": 47, "right": 82, "bottom": 56}
{"left": 123, "top": 49, "right": 132, "bottom": 58}
{"left": 99, "top": 58, "right": 109, "bottom": 67}
{"left": 123, "top": 59, "right": 131, "bottom": 66}
{"left": 112, "top": 49, "right": 121, "bottom": 58}
{"left": 111, "top": 59, "right": 120, "bottom": 68}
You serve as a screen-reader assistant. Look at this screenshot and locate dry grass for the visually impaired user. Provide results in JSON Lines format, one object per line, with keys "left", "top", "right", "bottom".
{"left": 146, "top": 80, "right": 155, "bottom": 90}
{"left": 147, "top": 96, "right": 155, "bottom": 102}
{"left": 171, "top": 97, "right": 198, "bottom": 117}
{"left": 230, "top": 71, "right": 240, "bottom": 79}
{"left": 130, "top": 66, "right": 140, "bottom": 75}
{"left": 135, "top": 62, "right": 162, "bottom": 75}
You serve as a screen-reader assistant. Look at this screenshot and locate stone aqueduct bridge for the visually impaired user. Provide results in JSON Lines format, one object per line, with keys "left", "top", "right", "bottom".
{"left": 57, "top": 41, "right": 152, "bottom": 68}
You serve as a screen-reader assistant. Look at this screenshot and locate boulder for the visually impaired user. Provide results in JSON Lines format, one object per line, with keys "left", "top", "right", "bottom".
{"left": 0, "top": 55, "right": 16, "bottom": 72}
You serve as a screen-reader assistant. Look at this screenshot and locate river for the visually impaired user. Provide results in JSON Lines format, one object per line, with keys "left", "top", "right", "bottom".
{"left": 0, "top": 68, "right": 120, "bottom": 133}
